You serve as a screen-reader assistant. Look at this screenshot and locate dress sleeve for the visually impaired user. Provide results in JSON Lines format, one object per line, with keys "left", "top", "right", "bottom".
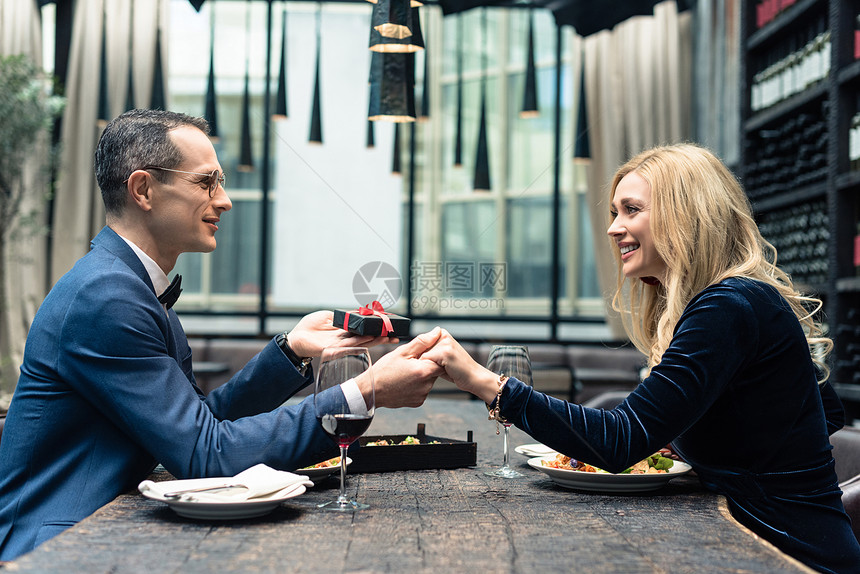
{"left": 500, "top": 285, "right": 759, "bottom": 473}
{"left": 819, "top": 380, "right": 845, "bottom": 435}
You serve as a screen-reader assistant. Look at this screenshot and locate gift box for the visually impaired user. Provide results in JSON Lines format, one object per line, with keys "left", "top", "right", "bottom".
{"left": 334, "top": 302, "right": 410, "bottom": 338}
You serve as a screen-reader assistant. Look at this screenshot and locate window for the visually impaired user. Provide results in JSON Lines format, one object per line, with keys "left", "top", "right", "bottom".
{"left": 406, "top": 8, "right": 601, "bottom": 320}
{"left": 165, "top": 2, "right": 604, "bottom": 335}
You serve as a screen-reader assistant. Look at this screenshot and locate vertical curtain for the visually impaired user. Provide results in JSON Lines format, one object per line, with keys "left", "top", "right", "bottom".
{"left": 692, "top": 0, "right": 740, "bottom": 165}
{"left": 579, "top": 0, "right": 692, "bottom": 337}
{"left": 0, "top": 0, "right": 45, "bottom": 405}
{"left": 51, "top": 0, "right": 165, "bottom": 282}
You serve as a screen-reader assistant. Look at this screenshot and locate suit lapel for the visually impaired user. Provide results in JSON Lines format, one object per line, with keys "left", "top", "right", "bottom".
{"left": 91, "top": 227, "right": 157, "bottom": 296}
{"left": 92, "top": 227, "right": 195, "bottom": 384}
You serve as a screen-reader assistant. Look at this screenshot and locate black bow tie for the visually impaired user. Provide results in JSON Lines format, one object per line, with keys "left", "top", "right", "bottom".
{"left": 158, "top": 275, "right": 183, "bottom": 309}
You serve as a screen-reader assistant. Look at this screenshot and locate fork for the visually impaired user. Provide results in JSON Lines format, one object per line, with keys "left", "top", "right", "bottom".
{"left": 162, "top": 484, "right": 248, "bottom": 499}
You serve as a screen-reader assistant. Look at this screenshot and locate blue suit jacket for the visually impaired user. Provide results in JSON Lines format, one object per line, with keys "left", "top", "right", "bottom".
{"left": 0, "top": 227, "right": 340, "bottom": 560}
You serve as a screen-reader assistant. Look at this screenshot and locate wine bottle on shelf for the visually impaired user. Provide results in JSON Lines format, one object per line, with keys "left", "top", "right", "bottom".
{"left": 751, "top": 55, "right": 763, "bottom": 112}
{"left": 821, "top": 16, "right": 831, "bottom": 80}
{"left": 786, "top": 34, "right": 799, "bottom": 99}
{"left": 855, "top": 12, "right": 860, "bottom": 60}
{"left": 853, "top": 94, "right": 860, "bottom": 172}
{"left": 854, "top": 220, "right": 860, "bottom": 277}
{"left": 812, "top": 16, "right": 826, "bottom": 85}
{"left": 851, "top": 94, "right": 860, "bottom": 172}
{"left": 799, "top": 25, "right": 813, "bottom": 89}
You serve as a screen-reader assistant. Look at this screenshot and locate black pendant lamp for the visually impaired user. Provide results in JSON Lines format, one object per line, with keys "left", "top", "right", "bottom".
{"left": 125, "top": 0, "right": 135, "bottom": 111}
{"left": 204, "top": 3, "right": 219, "bottom": 141}
{"left": 309, "top": 5, "right": 323, "bottom": 144}
{"left": 150, "top": 0, "right": 166, "bottom": 110}
{"left": 273, "top": 2, "right": 288, "bottom": 120}
{"left": 97, "top": 3, "right": 110, "bottom": 127}
{"left": 520, "top": 8, "right": 538, "bottom": 118}
{"left": 368, "top": 1, "right": 424, "bottom": 53}
{"left": 391, "top": 124, "right": 402, "bottom": 174}
{"left": 573, "top": 59, "right": 591, "bottom": 163}
{"left": 473, "top": 10, "right": 490, "bottom": 192}
{"left": 366, "top": 53, "right": 376, "bottom": 146}
{"left": 368, "top": 50, "right": 416, "bottom": 122}
{"left": 418, "top": 46, "right": 429, "bottom": 121}
{"left": 453, "top": 14, "right": 463, "bottom": 166}
{"left": 238, "top": 0, "right": 254, "bottom": 171}
{"left": 366, "top": 118, "right": 375, "bottom": 148}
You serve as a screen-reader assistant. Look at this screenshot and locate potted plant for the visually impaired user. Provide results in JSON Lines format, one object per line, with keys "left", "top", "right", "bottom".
{"left": 0, "top": 54, "right": 64, "bottom": 413}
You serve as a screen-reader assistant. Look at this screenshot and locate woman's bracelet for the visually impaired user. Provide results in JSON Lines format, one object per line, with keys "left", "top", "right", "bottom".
{"left": 487, "top": 374, "right": 509, "bottom": 434}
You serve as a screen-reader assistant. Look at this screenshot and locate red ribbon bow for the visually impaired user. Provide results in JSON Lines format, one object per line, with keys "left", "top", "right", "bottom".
{"left": 344, "top": 301, "right": 394, "bottom": 336}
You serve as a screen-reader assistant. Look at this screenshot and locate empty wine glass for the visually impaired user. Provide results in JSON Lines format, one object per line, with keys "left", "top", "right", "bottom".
{"left": 314, "top": 347, "right": 375, "bottom": 511}
{"left": 484, "top": 345, "right": 533, "bottom": 479}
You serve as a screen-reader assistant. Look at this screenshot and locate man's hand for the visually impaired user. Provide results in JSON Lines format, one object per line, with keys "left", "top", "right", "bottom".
{"left": 419, "top": 329, "right": 499, "bottom": 404}
{"left": 287, "top": 310, "right": 396, "bottom": 358}
{"left": 355, "top": 327, "right": 445, "bottom": 409}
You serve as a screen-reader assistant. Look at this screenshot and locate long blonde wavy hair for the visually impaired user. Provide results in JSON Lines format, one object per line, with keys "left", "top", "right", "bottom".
{"left": 608, "top": 143, "right": 832, "bottom": 382}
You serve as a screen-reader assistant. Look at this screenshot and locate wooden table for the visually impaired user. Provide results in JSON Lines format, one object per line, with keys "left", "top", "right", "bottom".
{"left": 2, "top": 400, "right": 811, "bottom": 573}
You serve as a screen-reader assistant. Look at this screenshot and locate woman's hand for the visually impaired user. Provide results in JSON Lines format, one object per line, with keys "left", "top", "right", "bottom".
{"left": 420, "top": 329, "right": 500, "bottom": 404}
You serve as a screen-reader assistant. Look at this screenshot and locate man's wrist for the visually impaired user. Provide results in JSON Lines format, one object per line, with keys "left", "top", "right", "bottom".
{"left": 276, "top": 332, "right": 312, "bottom": 375}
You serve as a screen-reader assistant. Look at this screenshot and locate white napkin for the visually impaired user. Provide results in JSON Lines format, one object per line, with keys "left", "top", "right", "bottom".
{"left": 519, "top": 443, "right": 557, "bottom": 456}
{"left": 138, "top": 463, "right": 314, "bottom": 503}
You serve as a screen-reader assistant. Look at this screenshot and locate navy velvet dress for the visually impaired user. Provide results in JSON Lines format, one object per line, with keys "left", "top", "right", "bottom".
{"left": 499, "top": 277, "right": 860, "bottom": 573}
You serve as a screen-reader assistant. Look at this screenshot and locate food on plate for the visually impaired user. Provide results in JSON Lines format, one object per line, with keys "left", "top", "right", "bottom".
{"left": 543, "top": 453, "right": 675, "bottom": 474}
{"left": 300, "top": 456, "right": 341, "bottom": 469}
{"left": 365, "top": 436, "right": 440, "bottom": 446}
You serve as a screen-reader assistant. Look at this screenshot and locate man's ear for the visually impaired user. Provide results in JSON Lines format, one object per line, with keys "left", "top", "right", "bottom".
{"left": 126, "top": 170, "right": 154, "bottom": 212}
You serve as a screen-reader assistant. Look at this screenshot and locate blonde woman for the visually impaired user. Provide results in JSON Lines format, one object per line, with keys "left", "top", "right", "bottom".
{"left": 425, "top": 144, "right": 860, "bottom": 573}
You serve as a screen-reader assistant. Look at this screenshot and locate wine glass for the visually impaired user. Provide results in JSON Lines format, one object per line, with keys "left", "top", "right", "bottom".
{"left": 313, "top": 347, "right": 375, "bottom": 511}
{"left": 484, "top": 345, "right": 533, "bottom": 479}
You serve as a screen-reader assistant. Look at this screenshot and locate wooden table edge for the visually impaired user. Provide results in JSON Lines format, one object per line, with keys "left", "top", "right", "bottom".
{"left": 716, "top": 495, "right": 817, "bottom": 573}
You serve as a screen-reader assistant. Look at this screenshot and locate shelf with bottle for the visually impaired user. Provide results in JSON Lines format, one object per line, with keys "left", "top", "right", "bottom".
{"left": 835, "top": 2, "right": 860, "bottom": 83}
{"left": 837, "top": 170, "right": 860, "bottom": 191}
{"left": 748, "top": 13, "right": 831, "bottom": 115}
{"left": 838, "top": 59, "right": 860, "bottom": 86}
{"left": 836, "top": 276, "right": 860, "bottom": 291}
{"left": 745, "top": 81, "right": 827, "bottom": 132}
{"left": 747, "top": 0, "right": 823, "bottom": 49}
{"left": 833, "top": 305, "right": 860, "bottom": 394}
{"left": 754, "top": 0, "right": 800, "bottom": 30}
{"left": 744, "top": 98, "right": 829, "bottom": 204}
{"left": 834, "top": 204, "right": 860, "bottom": 292}
{"left": 752, "top": 182, "right": 828, "bottom": 212}
{"left": 756, "top": 197, "right": 829, "bottom": 287}
{"left": 847, "top": 92, "right": 860, "bottom": 174}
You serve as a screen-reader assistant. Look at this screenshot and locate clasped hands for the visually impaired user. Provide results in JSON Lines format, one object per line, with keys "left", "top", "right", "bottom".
{"left": 287, "top": 311, "right": 500, "bottom": 409}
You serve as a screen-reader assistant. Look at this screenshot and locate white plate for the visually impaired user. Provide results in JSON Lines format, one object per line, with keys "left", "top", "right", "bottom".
{"left": 296, "top": 457, "right": 352, "bottom": 484}
{"left": 140, "top": 482, "right": 307, "bottom": 520}
{"left": 527, "top": 455, "right": 692, "bottom": 493}
{"left": 515, "top": 443, "right": 558, "bottom": 458}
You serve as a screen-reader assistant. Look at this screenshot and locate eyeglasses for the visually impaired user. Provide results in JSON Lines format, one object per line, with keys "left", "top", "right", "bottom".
{"left": 125, "top": 166, "right": 226, "bottom": 197}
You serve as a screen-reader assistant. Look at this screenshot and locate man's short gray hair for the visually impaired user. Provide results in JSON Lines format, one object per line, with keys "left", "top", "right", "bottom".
{"left": 95, "top": 109, "right": 210, "bottom": 216}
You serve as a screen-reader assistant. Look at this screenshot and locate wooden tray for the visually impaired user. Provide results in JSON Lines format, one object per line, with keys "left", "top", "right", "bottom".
{"left": 348, "top": 423, "right": 476, "bottom": 473}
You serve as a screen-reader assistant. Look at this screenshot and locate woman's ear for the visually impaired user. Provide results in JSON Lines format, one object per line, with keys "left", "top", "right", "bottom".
{"left": 125, "top": 170, "right": 154, "bottom": 212}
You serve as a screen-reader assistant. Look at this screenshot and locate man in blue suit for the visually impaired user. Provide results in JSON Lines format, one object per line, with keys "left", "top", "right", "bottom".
{"left": 0, "top": 109, "right": 443, "bottom": 560}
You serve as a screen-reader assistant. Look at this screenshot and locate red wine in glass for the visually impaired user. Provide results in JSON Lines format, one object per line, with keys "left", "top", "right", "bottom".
{"left": 319, "top": 413, "right": 373, "bottom": 448}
